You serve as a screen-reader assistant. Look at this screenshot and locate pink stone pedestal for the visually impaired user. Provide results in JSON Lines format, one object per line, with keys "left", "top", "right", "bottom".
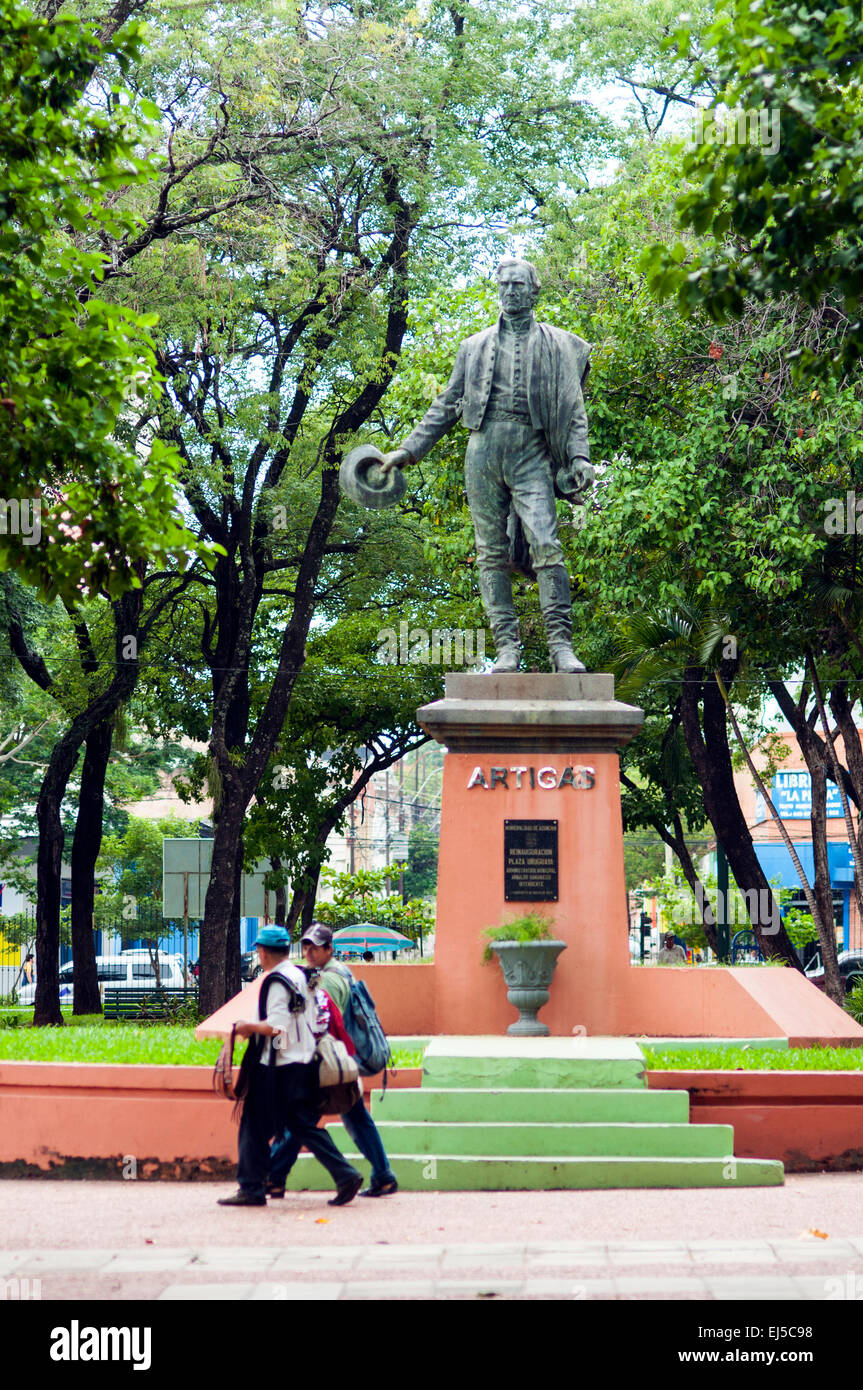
{"left": 418, "top": 673, "right": 863, "bottom": 1044}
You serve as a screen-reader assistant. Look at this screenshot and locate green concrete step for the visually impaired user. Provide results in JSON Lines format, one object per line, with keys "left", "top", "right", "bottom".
{"left": 327, "top": 1120, "right": 735, "bottom": 1158}
{"left": 422, "top": 1037, "right": 647, "bottom": 1090}
{"left": 284, "top": 1152, "right": 784, "bottom": 1191}
{"left": 372, "top": 1087, "right": 690, "bottom": 1123}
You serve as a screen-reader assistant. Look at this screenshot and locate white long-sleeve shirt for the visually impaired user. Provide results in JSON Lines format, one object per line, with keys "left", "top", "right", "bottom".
{"left": 259, "top": 964, "right": 318, "bottom": 1066}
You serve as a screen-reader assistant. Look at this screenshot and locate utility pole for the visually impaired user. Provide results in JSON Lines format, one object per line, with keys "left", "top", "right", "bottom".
{"left": 716, "top": 843, "right": 730, "bottom": 962}
{"left": 384, "top": 766, "right": 390, "bottom": 894}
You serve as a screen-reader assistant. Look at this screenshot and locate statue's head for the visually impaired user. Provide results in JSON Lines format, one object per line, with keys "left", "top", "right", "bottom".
{"left": 496, "top": 257, "right": 541, "bottom": 314}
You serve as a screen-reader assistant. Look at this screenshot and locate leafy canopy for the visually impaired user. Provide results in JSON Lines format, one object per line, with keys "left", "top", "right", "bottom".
{"left": 638, "top": 0, "right": 863, "bottom": 374}
{"left": 0, "top": 0, "right": 205, "bottom": 599}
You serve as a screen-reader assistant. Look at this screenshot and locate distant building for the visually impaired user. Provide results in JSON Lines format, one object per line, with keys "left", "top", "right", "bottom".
{"left": 717, "top": 728, "right": 861, "bottom": 952}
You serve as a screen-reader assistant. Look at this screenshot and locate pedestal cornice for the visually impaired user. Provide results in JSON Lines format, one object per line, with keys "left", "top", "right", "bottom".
{"left": 417, "top": 673, "right": 644, "bottom": 753}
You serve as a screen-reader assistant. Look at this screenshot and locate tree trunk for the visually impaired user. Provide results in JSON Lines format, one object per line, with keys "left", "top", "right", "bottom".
{"left": 809, "top": 761, "right": 844, "bottom": 1004}
{"left": 33, "top": 779, "right": 67, "bottom": 1027}
{"left": 198, "top": 786, "right": 246, "bottom": 1017}
{"left": 680, "top": 667, "right": 800, "bottom": 967}
{"left": 16, "top": 586, "right": 143, "bottom": 1025}
{"left": 70, "top": 718, "right": 113, "bottom": 1015}
{"left": 269, "top": 854, "right": 287, "bottom": 928}
{"left": 285, "top": 887, "right": 307, "bottom": 936}
{"left": 830, "top": 682, "right": 863, "bottom": 811}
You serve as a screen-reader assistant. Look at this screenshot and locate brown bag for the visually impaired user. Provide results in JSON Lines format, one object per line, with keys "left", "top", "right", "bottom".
{"left": 212, "top": 1024, "right": 239, "bottom": 1099}
{"left": 319, "top": 1077, "right": 363, "bottom": 1116}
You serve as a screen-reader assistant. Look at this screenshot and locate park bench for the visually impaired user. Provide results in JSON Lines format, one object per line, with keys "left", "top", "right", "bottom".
{"left": 103, "top": 987, "right": 198, "bottom": 1020}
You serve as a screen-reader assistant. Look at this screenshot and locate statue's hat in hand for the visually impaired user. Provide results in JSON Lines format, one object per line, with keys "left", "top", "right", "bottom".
{"left": 339, "top": 444, "right": 406, "bottom": 509}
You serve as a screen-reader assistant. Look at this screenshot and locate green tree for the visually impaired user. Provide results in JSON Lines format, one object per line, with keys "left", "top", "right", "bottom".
{"left": 0, "top": 0, "right": 196, "bottom": 599}
{"left": 95, "top": 812, "right": 192, "bottom": 980}
{"left": 315, "top": 864, "right": 434, "bottom": 945}
{"left": 639, "top": 0, "right": 863, "bottom": 374}
{"left": 404, "top": 822, "right": 439, "bottom": 901}
{"left": 96, "top": 0, "right": 614, "bottom": 1013}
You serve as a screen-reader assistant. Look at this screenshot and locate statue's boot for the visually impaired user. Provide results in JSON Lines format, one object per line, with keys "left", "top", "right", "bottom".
{"left": 537, "top": 565, "right": 587, "bottom": 673}
{"left": 479, "top": 568, "right": 521, "bottom": 672}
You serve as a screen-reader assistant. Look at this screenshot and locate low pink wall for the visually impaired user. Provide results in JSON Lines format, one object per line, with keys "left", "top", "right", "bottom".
{"left": 4, "top": 1061, "right": 863, "bottom": 1176}
{"left": 195, "top": 966, "right": 437, "bottom": 1040}
{"left": 347, "top": 963, "right": 436, "bottom": 1035}
{"left": 0, "top": 1062, "right": 421, "bottom": 1176}
{"left": 196, "top": 959, "right": 863, "bottom": 1048}
{"left": 323, "top": 960, "right": 863, "bottom": 1046}
{"left": 648, "top": 1070, "right": 863, "bottom": 1172}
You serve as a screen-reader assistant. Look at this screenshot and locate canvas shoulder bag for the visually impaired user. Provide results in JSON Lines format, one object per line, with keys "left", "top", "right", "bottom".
{"left": 315, "top": 1032, "right": 359, "bottom": 1088}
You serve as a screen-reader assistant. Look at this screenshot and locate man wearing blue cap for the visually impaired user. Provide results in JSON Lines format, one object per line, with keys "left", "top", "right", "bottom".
{"left": 267, "top": 923, "right": 398, "bottom": 1199}
{"left": 218, "top": 926, "right": 362, "bottom": 1207}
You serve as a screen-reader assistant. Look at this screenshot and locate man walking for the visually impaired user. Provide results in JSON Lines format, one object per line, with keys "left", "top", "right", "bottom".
{"left": 268, "top": 924, "right": 398, "bottom": 1199}
{"left": 380, "top": 257, "right": 593, "bottom": 673}
{"left": 656, "top": 933, "right": 688, "bottom": 965}
{"left": 217, "top": 926, "right": 363, "bottom": 1208}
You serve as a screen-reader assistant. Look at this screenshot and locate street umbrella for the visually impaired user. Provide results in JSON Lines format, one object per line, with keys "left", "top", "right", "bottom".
{"left": 331, "top": 924, "right": 414, "bottom": 953}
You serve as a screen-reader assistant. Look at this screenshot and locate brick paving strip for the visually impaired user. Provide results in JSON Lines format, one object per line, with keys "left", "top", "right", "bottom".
{"left": 4, "top": 1176, "right": 863, "bottom": 1300}
{"left": 4, "top": 1239, "right": 863, "bottom": 1301}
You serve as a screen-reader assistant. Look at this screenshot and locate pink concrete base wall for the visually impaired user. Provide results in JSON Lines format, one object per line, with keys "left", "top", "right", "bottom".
{"left": 3, "top": 1061, "right": 863, "bottom": 1175}
{"left": 0, "top": 1062, "right": 421, "bottom": 1175}
{"left": 196, "top": 959, "right": 863, "bottom": 1047}
{"left": 648, "top": 1071, "right": 863, "bottom": 1172}
{"left": 343, "top": 963, "right": 436, "bottom": 1035}
{"left": 195, "top": 966, "right": 436, "bottom": 1040}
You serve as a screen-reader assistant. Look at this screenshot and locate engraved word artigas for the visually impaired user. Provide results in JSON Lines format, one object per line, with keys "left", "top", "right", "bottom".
{"left": 467, "top": 764, "right": 595, "bottom": 790}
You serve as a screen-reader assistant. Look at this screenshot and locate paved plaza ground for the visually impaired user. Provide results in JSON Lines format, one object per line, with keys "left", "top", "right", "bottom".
{"left": 3, "top": 1173, "right": 863, "bottom": 1304}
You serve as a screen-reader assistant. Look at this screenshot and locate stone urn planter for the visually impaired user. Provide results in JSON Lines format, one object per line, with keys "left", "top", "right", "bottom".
{"left": 489, "top": 940, "right": 568, "bottom": 1036}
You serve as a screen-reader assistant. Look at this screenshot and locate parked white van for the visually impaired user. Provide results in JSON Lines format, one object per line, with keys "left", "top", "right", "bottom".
{"left": 16, "top": 953, "right": 188, "bottom": 1006}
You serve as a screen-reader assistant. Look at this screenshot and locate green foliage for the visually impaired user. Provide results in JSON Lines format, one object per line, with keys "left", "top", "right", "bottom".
{"left": 315, "top": 864, "right": 434, "bottom": 943}
{"left": 0, "top": 0, "right": 210, "bottom": 599}
{"left": 643, "top": 1044, "right": 863, "bottom": 1071}
{"left": 623, "top": 836, "right": 666, "bottom": 893}
{"left": 481, "top": 911, "right": 553, "bottom": 963}
{"left": 779, "top": 908, "right": 820, "bottom": 950}
{"left": 638, "top": 0, "right": 863, "bottom": 373}
{"left": 844, "top": 979, "right": 863, "bottom": 1027}
{"left": 95, "top": 813, "right": 193, "bottom": 946}
{"left": 240, "top": 608, "right": 445, "bottom": 907}
{"left": 0, "top": 1019, "right": 425, "bottom": 1068}
{"left": 643, "top": 863, "right": 805, "bottom": 951}
{"left": 403, "top": 822, "right": 439, "bottom": 901}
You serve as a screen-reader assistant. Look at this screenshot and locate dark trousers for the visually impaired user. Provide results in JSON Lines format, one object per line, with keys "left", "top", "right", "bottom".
{"left": 237, "top": 1063, "right": 359, "bottom": 1200}
{"left": 270, "top": 1092, "right": 396, "bottom": 1189}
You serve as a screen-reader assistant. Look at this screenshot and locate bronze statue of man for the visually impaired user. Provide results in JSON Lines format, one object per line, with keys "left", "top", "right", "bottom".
{"left": 381, "top": 257, "right": 592, "bottom": 672}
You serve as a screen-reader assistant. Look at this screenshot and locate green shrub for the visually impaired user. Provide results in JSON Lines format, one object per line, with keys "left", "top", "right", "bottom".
{"left": 643, "top": 1044, "right": 863, "bottom": 1071}
{"left": 481, "top": 911, "right": 553, "bottom": 963}
{"left": 844, "top": 980, "right": 863, "bottom": 1027}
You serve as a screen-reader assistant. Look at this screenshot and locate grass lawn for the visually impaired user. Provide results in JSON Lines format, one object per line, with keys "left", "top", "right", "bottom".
{"left": 643, "top": 1044, "right": 863, "bottom": 1071}
{"left": 0, "top": 1015, "right": 425, "bottom": 1069}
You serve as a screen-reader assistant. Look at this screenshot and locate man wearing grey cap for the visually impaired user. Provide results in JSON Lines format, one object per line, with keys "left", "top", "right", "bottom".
{"left": 268, "top": 923, "right": 399, "bottom": 1199}
{"left": 217, "top": 926, "right": 362, "bottom": 1207}
{"left": 379, "top": 256, "right": 592, "bottom": 674}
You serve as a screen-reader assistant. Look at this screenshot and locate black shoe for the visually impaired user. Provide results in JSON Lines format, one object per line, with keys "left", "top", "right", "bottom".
{"left": 328, "top": 1173, "right": 363, "bottom": 1206}
{"left": 360, "top": 1177, "right": 399, "bottom": 1197}
{"left": 217, "top": 1189, "right": 266, "bottom": 1207}
{"left": 266, "top": 1182, "right": 285, "bottom": 1199}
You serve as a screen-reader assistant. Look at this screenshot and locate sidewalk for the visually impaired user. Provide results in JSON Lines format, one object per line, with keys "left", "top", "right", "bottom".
{"left": 3, "top": 1174, "right": 863, "bottom": 1300}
